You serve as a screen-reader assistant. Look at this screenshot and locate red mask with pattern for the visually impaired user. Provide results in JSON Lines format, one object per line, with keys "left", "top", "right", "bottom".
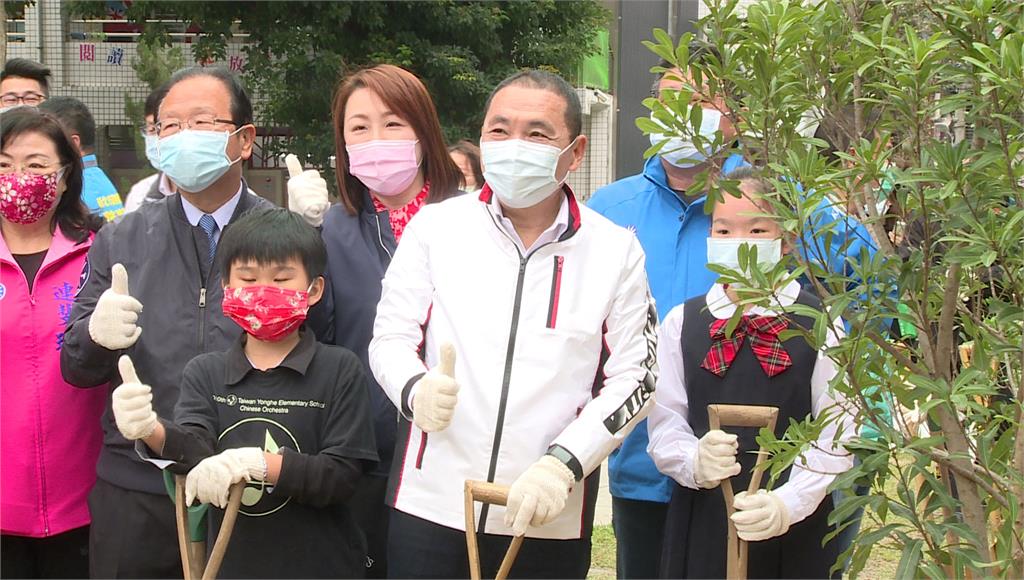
{"left": 0, "top": 169, "right": 64, "bottom": 225}
{"left": 221, "top": 284, "right": 311, "bottom": 342}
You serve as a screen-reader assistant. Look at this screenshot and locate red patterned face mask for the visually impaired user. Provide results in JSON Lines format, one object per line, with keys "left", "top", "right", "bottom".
{"left": 222, "top": 284, "right": 311, "bottom": 342}
{"left": 0, "top": 169, "right": 63, "bottom": 225}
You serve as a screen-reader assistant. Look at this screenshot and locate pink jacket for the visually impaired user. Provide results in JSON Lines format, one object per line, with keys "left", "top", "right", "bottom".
{"left": 1, "top": 226, "right": 106, "bottom": 537}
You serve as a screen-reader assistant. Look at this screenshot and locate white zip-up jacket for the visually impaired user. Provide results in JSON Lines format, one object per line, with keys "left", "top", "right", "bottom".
{"left": 369, "top": 186, "right": 657, "bottom": 539}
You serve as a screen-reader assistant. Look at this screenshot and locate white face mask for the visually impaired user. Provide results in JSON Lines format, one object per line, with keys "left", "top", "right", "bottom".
{"left": 706, "top": 238, "right": 782, "bottom": 272}
{"left": 481, "top": 138, "right": 576, "bottom": 209}
{"left": 649, "top": 108, "right": 723, "bottom": 168}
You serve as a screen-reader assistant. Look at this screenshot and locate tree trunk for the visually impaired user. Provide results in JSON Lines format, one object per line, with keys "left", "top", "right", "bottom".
{"left": 931, "top": 264, "right": 992, "bottom": 563}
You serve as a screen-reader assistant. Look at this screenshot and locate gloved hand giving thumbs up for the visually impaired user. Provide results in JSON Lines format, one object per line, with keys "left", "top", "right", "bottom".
{"left": 285, "top": 154, "right": 330, "bottom": 228}
{"left": 112, "top": 355, "right": 158, "bottom": 440}
{"left": 89, "top": 263, "right": 143, "bottom": 350}
{"left": 412, "top": 343, "right": 459, "bottom": 433}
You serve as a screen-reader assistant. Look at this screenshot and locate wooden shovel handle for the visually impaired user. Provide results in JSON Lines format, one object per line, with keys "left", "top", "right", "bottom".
{"left": 173, "top": 476, "right": 246, "bottom": 580}
{"left": 707, "top": 404, "right": 779, "bottom": 580}
{"left": 174, "top": 475, "right": 196, "bottom": 580}
{"left": 201, "top": 481, "right": 246, "bottom": 580}
{"left": 464, "top": 480, "right": 524, "bottom": 580}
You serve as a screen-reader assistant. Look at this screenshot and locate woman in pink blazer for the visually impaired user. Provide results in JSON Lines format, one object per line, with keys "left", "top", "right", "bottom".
{"left": 1, "top": 106, "right": 105, "bottom": 578}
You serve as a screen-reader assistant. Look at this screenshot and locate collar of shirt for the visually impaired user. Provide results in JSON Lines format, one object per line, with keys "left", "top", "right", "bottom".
{"left": 158, "top": 173, "right": 175, "bottom": 196}
{"left": 180, "top": 181, "right": 244, "bottom": 230}
{"left": 706, "top": 279, "right": 802, "bottom": 319}
{"left": 225, "top": 329, "right": 317, "bottom": 386}
{"left": 81, "top": 153, "right": 98, "bottom": 169}
{"left": 490, "top": 189, "right": 569, "bottom": 255}
{"left": 372, "top": 180, "right": 430, "bottom": 243}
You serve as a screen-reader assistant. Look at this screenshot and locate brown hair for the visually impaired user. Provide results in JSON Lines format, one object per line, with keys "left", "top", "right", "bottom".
{"left": 447, "top": 140, "right": 483, "bottom": 190}
{"left": 332, "top": 64, "right": 461, "bottom": 215}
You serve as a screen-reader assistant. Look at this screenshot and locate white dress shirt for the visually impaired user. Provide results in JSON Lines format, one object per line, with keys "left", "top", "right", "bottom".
{"left": 491, "top": 192, "right": 569, "bottom": 255}
{"left": 123, "top": 173, "right": 177, "bottom": 213}
{"left": 179, "top": 182, "right": 244, "bottom": 246}
{"left": 647, "top": 279, "right": 856, "bottom": 525}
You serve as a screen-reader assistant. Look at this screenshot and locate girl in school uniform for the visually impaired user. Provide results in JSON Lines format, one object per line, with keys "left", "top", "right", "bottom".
{"left": 647, "top": 168, "right": 856, "bottom": 579}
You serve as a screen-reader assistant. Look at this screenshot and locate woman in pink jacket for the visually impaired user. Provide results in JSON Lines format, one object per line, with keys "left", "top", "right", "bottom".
{"left": 1, "top": 107, "right": 105, "bottom": 577}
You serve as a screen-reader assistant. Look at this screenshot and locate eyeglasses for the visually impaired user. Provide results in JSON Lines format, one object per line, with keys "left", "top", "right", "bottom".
{"left": 0, "top": 161, "right": 65, "bottom": 176}
{"left": 139, "top": 122, "right": 158, "bottom": 137}
{"left": 0, "top": 92, "right": 46, "bottom": 107}
{"left": 155, "top": 114, "right": 238, "bottom": 137}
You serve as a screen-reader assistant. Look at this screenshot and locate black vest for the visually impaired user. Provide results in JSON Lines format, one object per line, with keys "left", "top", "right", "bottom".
{"left": 681, "top": 289, "right": 821, "bottom": 490}
{"left": 659, "top": 289, "right": 841, "bottom": 579}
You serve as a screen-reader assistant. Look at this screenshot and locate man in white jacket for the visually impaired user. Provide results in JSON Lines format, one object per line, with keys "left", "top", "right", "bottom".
{"left": 368, "top": 70, "right": 658, "bottom": 578}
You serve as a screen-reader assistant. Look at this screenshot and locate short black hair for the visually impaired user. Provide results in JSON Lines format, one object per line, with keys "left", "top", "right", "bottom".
{"left": 814, "top": 105, "right": 882, "bottom": 163}
{"left": 485, "top": 70, "right": 582, "bottom": 140}
{"left": 2, "top": 58, "right": 52, "bottom": 96}
{"left": 219, "top": 208, "right": 327, "bottom": 283}
{"left": 39, "top": 97, "right": 97, "bottom": 150}
{"left": 144, "top": 83, "right": 169, "bottom": 120}
{"left": 164, "top": 66, "right": 253, "bottom": 126}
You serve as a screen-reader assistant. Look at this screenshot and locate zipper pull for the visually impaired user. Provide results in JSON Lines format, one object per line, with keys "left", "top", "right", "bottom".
{"left": 519, "top": 259, "right": 527, "bottom": 274}
{"left": 199, "top": 287, "right": 207, "bottom": 308}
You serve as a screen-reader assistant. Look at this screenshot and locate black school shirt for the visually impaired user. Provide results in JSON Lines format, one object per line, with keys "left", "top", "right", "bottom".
{"left": 159, "top": 330, "right": 378, "bottom": 579}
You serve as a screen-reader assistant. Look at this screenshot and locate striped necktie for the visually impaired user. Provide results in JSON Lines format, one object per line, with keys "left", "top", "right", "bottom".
{"left": 198, "top": 213, "right": 219, "bottom": 263}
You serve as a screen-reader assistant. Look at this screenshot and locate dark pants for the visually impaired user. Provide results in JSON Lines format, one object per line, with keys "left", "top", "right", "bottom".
{"left": 387, "top": 509, "right": 591, "bottom": 579}
{"left": 88, "top": 478, "right": 181, "bottom": 579}
{"left": 611, "top": 497, "right": 667, "bottom": 579}
{"left": 1, "top": 526, "right": 90, "bottom": 579}
{"left": 661, "top": 484, "right": 840, "bottom": 579}
{"left": 349, "top": 474, "right": 390, "bottom": 578}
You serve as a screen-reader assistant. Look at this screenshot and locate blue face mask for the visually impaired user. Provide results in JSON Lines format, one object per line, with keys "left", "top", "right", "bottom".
{"left": 157, "top": 128, "right": 242, "bottom": 192}
{"left": 144, "top": 133, "right": 160, "bottom": 169}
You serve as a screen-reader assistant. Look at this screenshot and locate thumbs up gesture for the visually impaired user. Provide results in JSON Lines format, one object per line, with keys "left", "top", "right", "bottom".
{"left": 412, "top": 343, "right": 460, "bottom": 433}
{"left": 112, "top": 355, "right": 158, "bottom": 440}
{"left": 89, "top": 263, "right": 144, "bottom": 350}
{"left": 285, "top": 154, "right": 330, "bottom": 228}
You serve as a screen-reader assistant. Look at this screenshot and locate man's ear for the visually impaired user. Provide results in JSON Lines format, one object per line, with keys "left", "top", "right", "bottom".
{"left": 307, "top": 276, "right": 326, "bottom": 307}
{"left": 70, "top": 134, "right": 83, "bottom": 155}
{"left": 567, "top": 134, "right": 588, "bottom": 172}
{"left": 238, "top": 124, "right": 257, "bottom": 160}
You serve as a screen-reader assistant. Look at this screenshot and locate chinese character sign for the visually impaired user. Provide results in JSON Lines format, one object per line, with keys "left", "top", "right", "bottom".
{"left": 229, "top": 55, "right": 246, "bottom": 72}
{"left": 54, "top": 282, "right": 75, "bottom": 350}
{"left": 80, "top": 44, "right": 95, "bottom": 62}
{"left": 106, "top": 47, "right": 125, "bottom": 66}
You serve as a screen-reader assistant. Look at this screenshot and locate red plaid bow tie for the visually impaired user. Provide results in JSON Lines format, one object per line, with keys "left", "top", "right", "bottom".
{"left": 700, "top": 315, "right": 792, "bottom": 377}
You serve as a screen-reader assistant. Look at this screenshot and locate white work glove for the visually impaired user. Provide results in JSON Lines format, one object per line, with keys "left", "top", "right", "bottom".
{"left": 285, "top": 154, "right": 330, "bottom": 228}
{"left": 504, "top": 455, "right": 576, "bottom": 536}
{"left": 731, "top": 489, "right": 791, "bottom": 541}
{"left": 185, "top": 447, "right": 267, "bottom": 508}
{"left": 411, "top": 343, "right": 459, "bottom": 433}
{"left": 111, "top": 355, "right": 158, "bottom": 440}
{"left": 88, "top": 263, "right": 143, "bottom": 350}
{"left": 693, "top": 429, "right": 741, "bottom": 489}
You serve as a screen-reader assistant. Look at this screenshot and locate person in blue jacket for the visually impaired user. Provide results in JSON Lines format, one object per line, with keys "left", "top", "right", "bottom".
{"left": 588, "top": 44, "right": 878, "bottom": 579}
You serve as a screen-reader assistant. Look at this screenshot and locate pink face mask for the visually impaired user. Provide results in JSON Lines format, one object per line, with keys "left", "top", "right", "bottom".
{"left": 346, "top": 139, "right": 420, "bottom": 197}
{"left": 222, "top": 285, "right": 311, "bottom": 342}
{"left": 0, "top": 169, "right": 63, "bottom": 224}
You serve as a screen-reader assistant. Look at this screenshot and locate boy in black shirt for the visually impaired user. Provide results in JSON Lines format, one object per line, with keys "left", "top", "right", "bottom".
{"left": 111, "top": 208, "right": 377, "bottom": 578}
